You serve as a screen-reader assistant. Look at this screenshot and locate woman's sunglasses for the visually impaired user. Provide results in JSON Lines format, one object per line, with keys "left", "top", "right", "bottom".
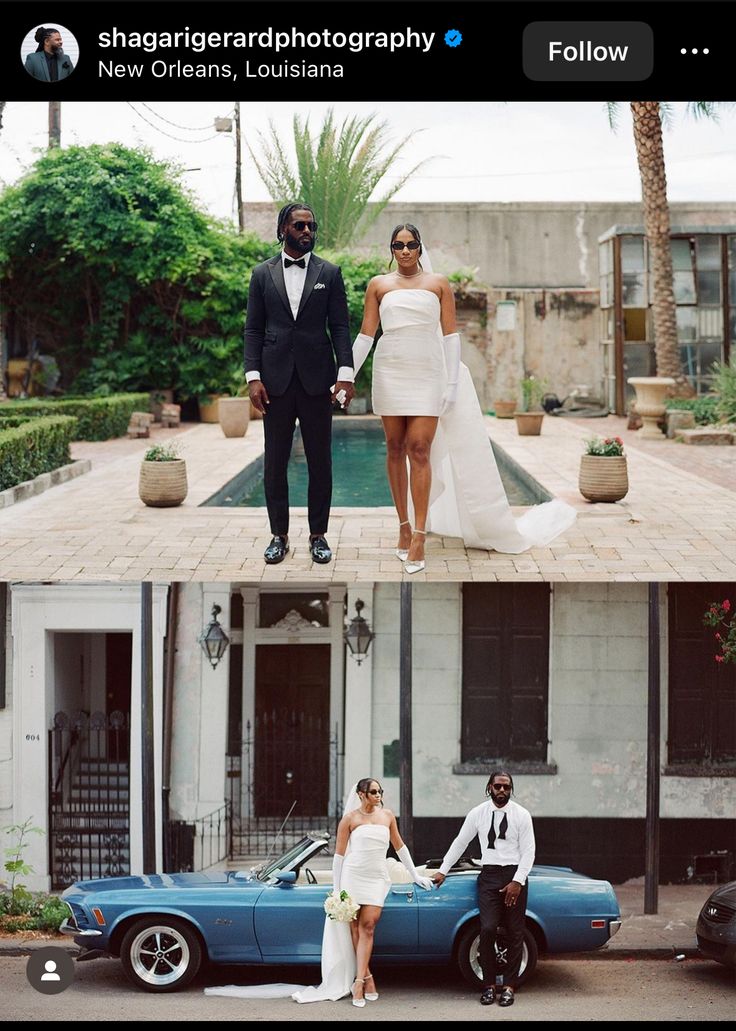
{"left": 391, "top": 240, "right": 421, "bottom": 251}
{"left": 366, "top": 788, "right": 384, "bottom": 796}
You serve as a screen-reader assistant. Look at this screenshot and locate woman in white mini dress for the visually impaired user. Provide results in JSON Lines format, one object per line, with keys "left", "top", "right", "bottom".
{"left": 350, "top": 224, "right": 576, "bottom": 572}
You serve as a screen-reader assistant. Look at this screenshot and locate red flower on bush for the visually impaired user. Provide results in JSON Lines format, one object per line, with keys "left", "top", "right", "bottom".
{"left": 703, "top": 599, "right": 736, "bottom": 665}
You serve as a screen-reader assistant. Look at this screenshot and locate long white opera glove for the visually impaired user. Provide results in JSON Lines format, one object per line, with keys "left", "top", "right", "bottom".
{"left": 439, "top": 332, "right": 461, "bottom": 416}
{"left": 332, "top": 853, "right": 345, "bottom": 893}
{"left": 351, "top": 332, "right": 375, "bottom": 378}
{"left": 396, "top": 845, "right": 434, "bottom": 890}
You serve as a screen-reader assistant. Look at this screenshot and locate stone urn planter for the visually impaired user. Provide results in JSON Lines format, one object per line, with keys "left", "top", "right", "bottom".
{"left": 627, "top": 377, "right": 675, "bottom": 439}
{"left": 514, "top": 411, "right": 545, "bottom": 436}
{"left": 139, "top": 444, "right": 188, "bottom": 507}
{"left": 579, "top": 455, "right": 629, "bottom": 502}
{"left": 218, "top": 396, "right": 250, "bottom": 438}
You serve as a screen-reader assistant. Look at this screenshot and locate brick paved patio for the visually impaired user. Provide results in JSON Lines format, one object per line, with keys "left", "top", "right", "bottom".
{"left": 0, "top": 414, "right": 734, "bottom": 583}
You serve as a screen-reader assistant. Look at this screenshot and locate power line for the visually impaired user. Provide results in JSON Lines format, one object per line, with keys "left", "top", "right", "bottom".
{"left": 140, "top": 101, "right": 229, "bottom": 133}
{"left": 126, "top": 102, "right": 220, "bottom": 144}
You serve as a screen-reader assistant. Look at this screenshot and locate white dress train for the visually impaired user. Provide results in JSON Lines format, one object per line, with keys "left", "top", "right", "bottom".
{"left": 373, "top": 289, "right": 576, "bottom": 553}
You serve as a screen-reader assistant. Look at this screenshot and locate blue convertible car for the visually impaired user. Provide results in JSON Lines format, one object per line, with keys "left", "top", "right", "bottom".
{"left": 61, "top": 835, "right": 621, "bottom": 992}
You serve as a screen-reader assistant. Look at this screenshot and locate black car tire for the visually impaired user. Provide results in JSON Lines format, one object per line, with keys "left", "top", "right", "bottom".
{"left": 455, "top": 919, "right": 538, "bottom": 988}
{"left": 120, "top": 917, "right": 203, "bottom": 992}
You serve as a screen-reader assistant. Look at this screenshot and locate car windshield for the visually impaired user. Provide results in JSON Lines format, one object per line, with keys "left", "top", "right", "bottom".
{"left": 256, "top": 836, "right": 327, "bottom": 882}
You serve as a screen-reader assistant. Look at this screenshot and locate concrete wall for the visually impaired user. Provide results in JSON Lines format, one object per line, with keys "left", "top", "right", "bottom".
{"left": 361, "top": 582, "right": 735, "bottom": 822}
{"left": 244, "top": 200, "right": 736, "bottom": 287}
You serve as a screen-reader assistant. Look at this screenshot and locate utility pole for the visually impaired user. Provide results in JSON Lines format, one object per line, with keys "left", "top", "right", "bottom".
{"left": 645, "top": 583, "right": 661, "bottom": 914}
{"left": 234, "top": 102, "right": 244, "bottom": 233}
{"left": 399, "top": 582, "right": 414, "bottom": 854}
{"left": 141, "top": 582, "right": 157, "bottom": 872}
{"left": 48, "top": 101, "right": 61, "bottom": 148}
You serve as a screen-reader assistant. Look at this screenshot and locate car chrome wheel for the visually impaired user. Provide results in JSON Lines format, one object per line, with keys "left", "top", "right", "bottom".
{"left": 456, "top": 921, "right": 538, "bottom": 988}
{"left": 468, "top": 932, "right": 529, "bottom": 981}
{"left": 120, "top": 917, "right": 202, "bottom": 992}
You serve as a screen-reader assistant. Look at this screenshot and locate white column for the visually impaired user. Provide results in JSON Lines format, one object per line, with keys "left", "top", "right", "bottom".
{"left": 240, "top": 587, "right": 259, "bottom": 818}
{"left": 343, "top": 585, "right": 375, "bottom": 806}
{"left": 196, "top": 586, "right": 232, "bottom": 819}
{"left": 328, "top": 585, "right": 347, "bottom": 815}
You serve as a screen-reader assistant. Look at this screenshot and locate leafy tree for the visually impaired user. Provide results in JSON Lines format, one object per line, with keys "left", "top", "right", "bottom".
{"left": 0, "top": 143, "right": 271, "bottom": 398}
{"left": 608, "top": 102, "right": 719, "bottom": 391}
{"left": 250, "top": 109, "right": 427, "bottom": 248}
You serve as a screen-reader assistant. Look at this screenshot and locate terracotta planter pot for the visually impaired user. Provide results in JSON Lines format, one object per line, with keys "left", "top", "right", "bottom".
{"left": 218, "top": 397, "right": 251, "bottom": 438}
{"left": 199, "top": 395, "right": 221, "bottom": 423}
{"left": 579, "top": 455, "right": 629, "bottom": 502}
{"left": 494, "top": 400, "right": 517, "bottom": 419}
{"left": 514, "top": 411, "right": 544, "bottom": 436}
{"left": 627, "top": 377, "right": 675, "bottom": 439}
{"left": 139, "top": 459, "right": 188, "bottom": 507}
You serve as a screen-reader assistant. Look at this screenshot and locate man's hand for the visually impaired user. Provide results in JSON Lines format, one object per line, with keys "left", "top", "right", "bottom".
{"left": 331, "top": 380, "right": 355, "bottom": 409}
{"left": 431, "top": 871, "right": 446, "bottom": 888}
{"left": 248, "top": 380, "right": 270, "bottom": 416}
{"left": 500, "top": 881, "right": 522, "bottom": 907}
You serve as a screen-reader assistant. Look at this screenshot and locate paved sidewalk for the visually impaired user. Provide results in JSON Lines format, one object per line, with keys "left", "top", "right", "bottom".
{"left": 0, "top": 415, "right": 734, "bottom": 583}
{"left": 0, "top": 881, "right": 710, "bottom": 959}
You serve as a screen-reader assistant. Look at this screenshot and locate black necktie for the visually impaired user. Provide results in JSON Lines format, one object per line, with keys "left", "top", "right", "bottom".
{"left": 284, "top": 258, "right": 306, "bottom": 269}
{"left": 487, "top": 811, "right": 508, "bottom": 850}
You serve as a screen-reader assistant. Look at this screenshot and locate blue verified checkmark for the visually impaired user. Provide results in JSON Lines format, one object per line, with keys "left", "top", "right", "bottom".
{"left": 444, "top": 29, "right": 462, "bottom": 48}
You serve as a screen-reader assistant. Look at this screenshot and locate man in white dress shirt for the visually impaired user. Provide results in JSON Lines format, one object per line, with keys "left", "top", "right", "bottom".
{"left": 432, "top": 771, "right": 535, "bottom": 1007}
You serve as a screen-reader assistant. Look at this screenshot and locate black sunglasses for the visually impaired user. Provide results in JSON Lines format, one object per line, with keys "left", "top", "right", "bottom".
{"left": 291, "top": 220, "right": 318, "bottom": 232}
{"left": 366, "top": 788, "right": 384, "bottom": 796}
{"left": 391, "top": 240, "right": 421, "bottom": 251}
{"left": 491, "top": 784, "right": 511, "bottom": 791}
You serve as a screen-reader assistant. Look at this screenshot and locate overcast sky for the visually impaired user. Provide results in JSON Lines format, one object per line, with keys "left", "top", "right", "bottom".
{"left": 2, "top": 101, "right": 736, "bottom": 225}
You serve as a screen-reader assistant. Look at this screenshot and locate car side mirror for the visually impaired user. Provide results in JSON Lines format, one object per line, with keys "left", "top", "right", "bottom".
{"left": 273, "top": 869, "right": 297, "bottom": 886}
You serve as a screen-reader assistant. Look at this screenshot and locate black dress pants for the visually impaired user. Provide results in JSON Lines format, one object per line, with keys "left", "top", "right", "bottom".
{"left": 263, "top": 372, "right": 333, "bottom": 535}
{"left": 477, "top": 864, "right": 528, "bottom": 989}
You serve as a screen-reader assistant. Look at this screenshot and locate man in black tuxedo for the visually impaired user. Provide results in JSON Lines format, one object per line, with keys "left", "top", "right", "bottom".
{"left": 244, "top": 204, "right": 355, "bottom": 564}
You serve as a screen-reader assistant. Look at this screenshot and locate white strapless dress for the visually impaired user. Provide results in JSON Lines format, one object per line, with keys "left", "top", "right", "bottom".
{"left": 373, "top": 289, "right": 577, "bottom": 554}
{"left": 341, "top": 824, "right": 392, "bottom": 907}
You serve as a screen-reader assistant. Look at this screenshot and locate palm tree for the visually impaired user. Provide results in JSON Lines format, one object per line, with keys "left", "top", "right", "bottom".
{"left": 609, "top": 102, "right": 718, "bottom": 391}
{"left": 249, "top": 108, "right": 427, "bottom": 249}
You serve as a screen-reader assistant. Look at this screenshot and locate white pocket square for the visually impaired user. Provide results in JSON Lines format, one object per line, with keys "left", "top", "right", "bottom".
{"left": 313, "top": 282, "right": 326, "bottom": 290}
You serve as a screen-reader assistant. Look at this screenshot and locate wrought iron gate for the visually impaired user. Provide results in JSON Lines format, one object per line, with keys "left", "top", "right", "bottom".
{"left": 48, "top": 710, "right": 130, "bottom": 890}
{"left": 228, "top": 715, "right": 340, "bottom": 857}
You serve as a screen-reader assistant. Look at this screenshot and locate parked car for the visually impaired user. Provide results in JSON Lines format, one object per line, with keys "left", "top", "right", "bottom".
{"left": 696, "top": 880, "right": 736, "bottom": 967}
{"left": 61, "top": 835, "right": 621, "bottom": 993}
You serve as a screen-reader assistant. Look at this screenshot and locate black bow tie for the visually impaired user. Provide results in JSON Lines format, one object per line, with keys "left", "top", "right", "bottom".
{"left": 487, "top": 810, "right": 508, "bottom": 850}
{"left": 284, "top": 257, "right": 306, "bottom": 269}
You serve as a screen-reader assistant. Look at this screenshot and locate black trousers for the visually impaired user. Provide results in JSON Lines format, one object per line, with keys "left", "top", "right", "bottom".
{"left": 263, "top": 372, "right": 333, "bottom": 535}
{"left": 478, "top": 864, "right": 528, "bottom": 989}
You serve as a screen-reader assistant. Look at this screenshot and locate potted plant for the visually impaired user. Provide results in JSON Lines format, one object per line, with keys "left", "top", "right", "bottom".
{"left": 139, "top": 441, "right": 188, "bottom": 507}
{"left": 218, "top": 376, "right": 251, "bottom": 438}
{"left": 578, "top": 435, "right": 629, "bottom": 503}
{"left": 514, "top": 376, "right": 547, "bottom": 435}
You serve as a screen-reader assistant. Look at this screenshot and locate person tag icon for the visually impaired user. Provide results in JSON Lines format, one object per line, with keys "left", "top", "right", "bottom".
{"left": 26, "top": 947, "right": 75, "bottom": 994}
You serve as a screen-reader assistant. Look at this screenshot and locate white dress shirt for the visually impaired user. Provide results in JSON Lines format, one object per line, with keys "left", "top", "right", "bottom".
{"left": 246, "top": 250, "right": 354, "bottom": 384}
{"left": 438, "top": 799, "right": 536, "bottom": 884}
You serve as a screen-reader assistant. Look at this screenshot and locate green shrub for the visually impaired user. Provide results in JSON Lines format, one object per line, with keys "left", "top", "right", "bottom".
{"left": 712, "top": 358, "right": 736, "bottom": 423}
{"left": 665, "top": 395, "right": 720, "bottom": 426}
{"left": 34, "top": 896, "right": 68, "bottom": 931}
{"left": 0, "top": 415, "right": 76, "bottom": 491}
{"left": 0, "top": 394, "right": 148, "bottom": 441}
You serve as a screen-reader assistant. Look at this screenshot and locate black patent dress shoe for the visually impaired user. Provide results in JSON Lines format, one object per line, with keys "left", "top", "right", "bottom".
{"left": 264, "top": 535, "right": 289, "bottom": 564}
{"left": 309, "top": 535, "right": 332, "bottom": 564}
{"left": 479, "top": 988, "right": 496, "bottom": 1006}
{"left": 498, "top": 988, "right": 515, "bottom": 1007}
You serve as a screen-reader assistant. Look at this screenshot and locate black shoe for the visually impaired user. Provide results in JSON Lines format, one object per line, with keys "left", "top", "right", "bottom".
{"left": 498, "top": 988, "right": 515, "bottom": 1007}
{"left": 264, "top": 535, "right": 289, "bottom": 564}
{"left": 479, "top": 988, "right": 496, "bottom": 1006}
{"left": 309, "top": 535, "right": 332, "bottom": 564}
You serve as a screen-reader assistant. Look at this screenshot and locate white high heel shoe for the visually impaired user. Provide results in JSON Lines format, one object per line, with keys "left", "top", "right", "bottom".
{"left": 403, "top": 529, "right": 427, "bottom": 575}
{"left": 364, "top": 973, "right": 379, "bottom": 1002}
{"left": 351, "top": 977, "right": 366, "bottom": 1008}
{"left": 396, "top": 520, "right": 411, "bottom": 561}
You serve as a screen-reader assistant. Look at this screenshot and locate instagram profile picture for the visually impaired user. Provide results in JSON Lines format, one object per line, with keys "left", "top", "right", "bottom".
{"left": 21, "top": 24, "right": 78, "bottom": 82}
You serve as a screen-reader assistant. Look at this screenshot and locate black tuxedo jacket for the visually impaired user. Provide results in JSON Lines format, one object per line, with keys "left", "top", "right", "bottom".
{"left": 244, "top": 253, "right": 353, "bottom": 397}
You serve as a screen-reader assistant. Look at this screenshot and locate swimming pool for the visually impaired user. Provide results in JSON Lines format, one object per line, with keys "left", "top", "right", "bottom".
{"left": 202, "top": 418, "right": 549, "bottom": 508}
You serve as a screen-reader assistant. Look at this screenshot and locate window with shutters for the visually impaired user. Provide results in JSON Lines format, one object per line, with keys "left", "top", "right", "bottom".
{"left": 668, "top": 583, "right": 736, "bottom": 767}
{"left": 461, "top": 583, "right": 550, "bottom": 763}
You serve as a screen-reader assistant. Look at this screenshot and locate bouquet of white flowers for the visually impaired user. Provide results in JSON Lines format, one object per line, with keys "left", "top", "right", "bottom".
{"left": 324, "top": 888, "right": 359, "bottom": 923}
